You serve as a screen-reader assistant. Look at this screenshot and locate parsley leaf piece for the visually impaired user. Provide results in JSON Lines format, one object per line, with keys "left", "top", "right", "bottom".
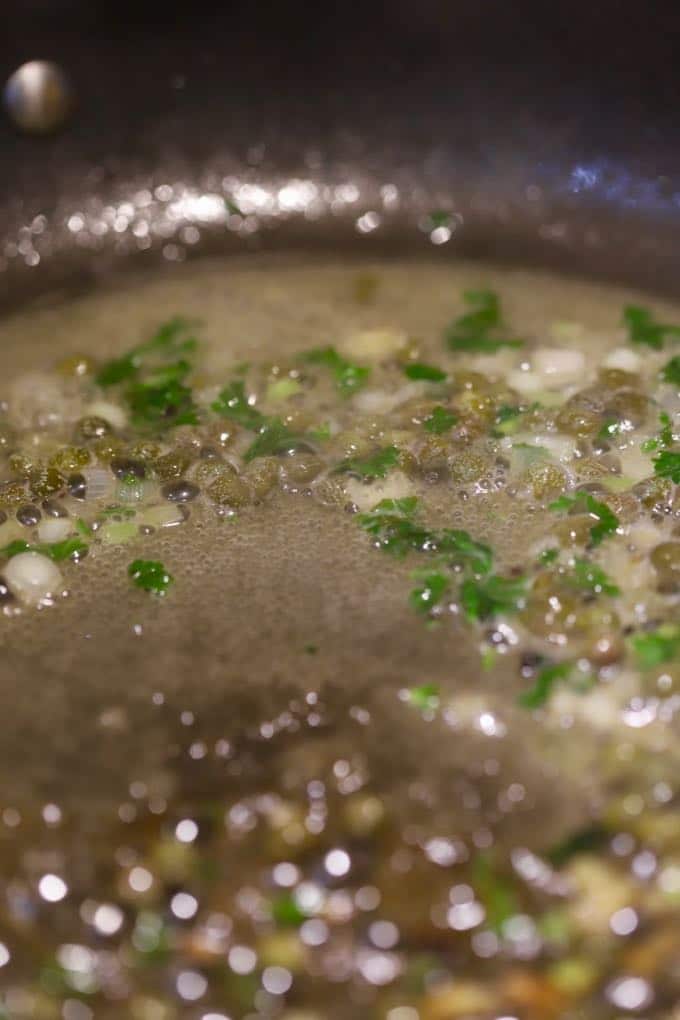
{"left": 548, "top": 824, "right": 609, "bottom": 867}
{"left": 539, "top": 548, "right": 559, "bottom": 565}
{"left": 42, "top": 537, "right": 88, "bottom": 562}
{"left": 358, "top": 498, "right": 429, "bottom": 557}
{"left": 437, "top": 530, "right": 493, "bottom": 575}
{"left": 623, "top": 305, "right": 680, "bottom": 350}
{"left": 270, "top": 893, "right": 307, "bottom": 927}
{"left": 445, "top": 290, "right": 524, "bottom": 353}
{"left": 518, "top": 661, "right": 572, "bottom": 709}
{"left": 334, "top": 445, "right": 399, "bottom": 479}
{"left": 548, "top": 493, "right": 619, "bottom": 547}
{"left": 96, "top": 317, "right": 199, "bottom": 387}
{"left": 653, "top": 449, "right": 680, "bottom": 483}
{"left": 460, "top": 574, "right": 527, "bottom": 620}
{"left": 301, "top": 346, "right": 370, "bottom": 397}
{"left": 570, "top": 559, "right": 620, "bottom": 597}
{"left": 409, "top": 571, "right": 450, "bottom": 614}
{"left": 0, "top": 539, "right": 31, "bottom": 559}
{"left": 0, "top": 537, "right": 88, "bottom": 562}
{"left": 632, "top": 625, "right": 680, "bottom": 668}
{"left": 472, "top": 853, "right": 520, "bottom": 933}
{"left": 128, "top": 559, "right": 173, "bottom": 596}
{"left": 126, "top": 362, "right": 199, "bottom": 430}
{"left": 424, "top": 406, "right": 457, "bottom": 434}
{"left": 597, "top": 419, "right": 623, "bottom": 442}
{"left": 211, "top": 380, "right": 265, "bottom": 430}
{"left": 404, "top": 362, "right": 448, "bottom": 382}
{"left": 244, "top": 420, "right": 309, "bottom": 462}
{"left": 404, "top": 683, "right": 440, "bottom": 711}
{"left": 662, "top": 354, "right": 680, "bottom": 386}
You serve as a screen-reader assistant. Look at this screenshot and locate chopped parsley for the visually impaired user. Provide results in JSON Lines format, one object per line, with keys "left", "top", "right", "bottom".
{"left": 661, "top": 354, "right": 680, "bottom": 386}
{"left": 597, "top": 419, "right": 623, "bottom": 442}
{"left": 518, "top": 661, "right": 572, "bottom": 709}
{"left": 0, "top": 537, "right": 88, "bottom": 562}
{"left": 409, "top": 570, "right": 450, "bottom": 614}
{"left": 244, "top": 419, "right": 309, "bottom": 462}
{"left": 423, "top": 406, "right": 457, "bottom": 434}
{"left": 270, "top": 893, "right": 307, "bottom": 928}
{"left": 548, "top": 493, "right": 620, "bottom": 546}
{"left": 539, "top": 548, "right": 559, "bottom": 565}
{"left": 472, "top": 854, "right": 520, "bottom": 933}
{"left": 460, "top": 573, "right": 527, "bottom": 621}
{"left": 128, "top": 559, "right": 173, "bottom": 596}
{"left": 652, "top": 449, "right": 680, "bottom": 483}
{"left": 548, "top": 824, "right": 609, "bottom": 867}
{"left": 96, "top": 317, "right": 199, "bottom": 388}
{"left": 211, "top": 380, "right": 266, "bottom": 429}
{"left": 301, "top": 346, "right": 370, "bottom": 397}
{"left": 403, "top": 683, "right": 440, "bottom": 712}
{"left": 631, "top": 625, "right": 680, "bottom": 668}
{"left": 445, "top": 290, "right": 524, "bottom": 353}
{"left": 403, "top": 362, "right": 447, "bottom": 382}
{"left": 126, "top": 360, "right": 199, "bottom": 429}
{"left": 623, "top": 305, "right": 680, "bottom": 350}
{"left": 334, "top": 445, "right": 399, "bottom": 479}
{"left": 569, "top": 559, "right": 620, "bottom": 597}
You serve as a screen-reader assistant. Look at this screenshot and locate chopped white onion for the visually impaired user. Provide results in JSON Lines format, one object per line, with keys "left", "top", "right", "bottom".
{"left": 82, "top": 466, "right": 115, "bottom": 500}
{"left": 341, "top": 328, "right": 406, "bottom": 361}
{"left": 85, "top": 400, "right": 128, "bottom": 430}
{"left": 532, "top": 347, "right": 586, "bottom": 387}
{"left": 345, "top": 471, "right": 414, "bottom": 511}
{"left": 603, "top": 347, "right": 642, "bottom": 373}
{"left": 4, "top": 552, "right": 63, "bottom": 604}
{"left": 37, "top": 517, "right": 72, "bottom": 544}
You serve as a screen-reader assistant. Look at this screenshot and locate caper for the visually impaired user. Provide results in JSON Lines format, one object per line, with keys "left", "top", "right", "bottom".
{"left": 449, "top": 449, "right": 488, "bottom": 484}
{"left": 453, "top": 370, "right": 492, "bottom": 392}
{"left": 650, "top": 542, "right": 680, "bottom": 591}
{"left": 29, "top": 466, "right": 65, "bottom": 500}
{"left": 48, "top": 445, "right": 91, "bottom": 473}
{"left": 520, "top": 579, "right": 580, "bottom": 642}
{"left": 245, "top": 458, "right": 279, "bottom": 500}
{"left": 0, "top": 480, "right": 27, "bottom": 507}
{"left": 312, "top": 477, "right": 347, "bottom": 507}
{"left": 75, "top": 416, "right": 113, "bottom": 442}
{"left": 93, "top": 436, "right": 126, "bottom": 462}
{"left": 279, "top": 453, "right": 323, "bottom": 485}
{"left": 605, "top": 390, "right": 650, "bottom": 428}
{"left": 632, "top": 475, "right": 671, "bottom": 510}
{"left": 153, "top": 450, "right": 192, "bottom": 481}
{"left": 110, "top": 457, "right": 146, "bottom": 480}
{"left": 207, "top": 470, "right": 251, "bottom": 507}
{"left": 556, "top": 392, "right": 604, "bottom": 437}
{"left": 416, "top": 436, "right": 450, "bottom": 475}
{"left": 16, "top": 504, "right": 41, "bottom": 527}
{"left": 8, "top": 452, "right": 36, "bottom": 478}
{"left": 598, "top": 367, "right": 640, "bottom": 390}
{"left": 129, "top": 440, "right": 162, "bottom": 462}
{"left": 207, "top": 421, "right": 241, "bottom": 449}
{"left": 522, "top": 462, "right": 567, "bottom": 501}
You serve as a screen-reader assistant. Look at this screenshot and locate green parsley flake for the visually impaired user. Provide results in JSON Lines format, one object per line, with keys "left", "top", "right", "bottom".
{"left": 518, "top": 661, "right": 572, "bottom": 709}
{"left": 445, "top": 290, "right": 524, "bottom": 353}
{"left": 128, "top": 559, "right": 173, "bottom": 596}
{"left": 548, "top": 493, "right": 619, "bottom": 546}
{"left": 623, "top": 305, "right": 680, "bottom": 350}
{"left": 539, "top": 548, "right": 559, "bottom": 565}
{"left": 424, "top": 406, "right": 457, "bottom": 434}
{"left": 334, "top": 445, "right": 399, "bottom": 479}
{"left": 632, "top": 625, "right": 680, "bottom": 668}
{"left": 409, "top": 571, "right": 450, "bottom": 614}
{"left": 96, "top": 317, "right": 199, "bottom": 388}
{"left": 460, "top": 573, "right": 527, "bottom": 621}
{"left": 0, "top": 537, "right": 88, "bottom": 562}
{"left": 404, "top": 683, "right": 440, "bottom": 711}
{"left": 244, "top": 420, "right": 309, "bottom": 462}
{"left": 211, "top": 380, "right": 266, "bottom": 429}
{"left": 653, "top": 449, "right": 680, "bottom": 483}
{"left": 301, "top": 346, "right": 370, "bottom": 397}
{"left": 661, "top": 354, "right": 680, "bottom": 386}
{"left": 569, "top": 559, "right": 620, "bottom": 597}
{"left": 403, "top": 362, "right": 448, "bottom": 382}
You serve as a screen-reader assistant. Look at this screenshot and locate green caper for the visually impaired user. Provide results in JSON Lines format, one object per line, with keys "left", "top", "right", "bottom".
{"left": 279, "top": 453, "right": 324, "bottom": 485}
{"left": 48, "top": 446, "right": 91, "bottom": 473}
{"left": 245, "top": 458, "right": 279, "bottom": 500}
{"left": 29, "top": 466, "right": 65, "bottom": 500}
{"left": 75, "top": 415, "right": 113, "bottom": 442}
{"left": 556, "top": 392, "right": 604, "bottom": 437}
{"left": 650, "top": 542, "right": 680, "bottom": 574}
{"left": 207, "top": 470, "right": 251, "bottom": 507}
{"left": 632, "top": 475, "right": 671, "bottom": 510}
{"left": 554, "top": 514, "right": 595, "bottom": 547}
{"left": 417, "top": 436, "right": 450, "bottom": 475}
{"left": 0, "top": 479, "right": 28, "bottom": 506}
{"left": 8, "top": 452, "right": 36, "bottom": 478}
{"left": 449, "top": 449, "right": 489, "bottom": 484}
{"left": 55, "top": 353, "right": 97, "bottom": 377}
{"left": 598, "top": 367, "right": 640, "bottom": 391}
{"left": 129, "top": 440, "right": 162, "bottom": 462}
{"left": 605, "top": 390, "right": 650, "bottom": 428}
{"left": 153, "top": 450, "right": 192, "bottom": 481}
{"left": 522, "top": 462, "right": 567, "bottom": 501}
{"left": 92, "top": 436, "right": 126, "bottom": 462}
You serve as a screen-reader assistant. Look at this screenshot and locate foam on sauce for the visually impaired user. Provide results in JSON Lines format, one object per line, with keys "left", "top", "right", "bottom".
{"left": 0, "top": 257, "right": 678, "bottom": 1019}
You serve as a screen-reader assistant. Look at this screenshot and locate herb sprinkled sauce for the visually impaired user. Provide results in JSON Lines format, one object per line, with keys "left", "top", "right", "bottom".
{"left": 0, "top": 257, "right": 678, "bottom": 1018}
